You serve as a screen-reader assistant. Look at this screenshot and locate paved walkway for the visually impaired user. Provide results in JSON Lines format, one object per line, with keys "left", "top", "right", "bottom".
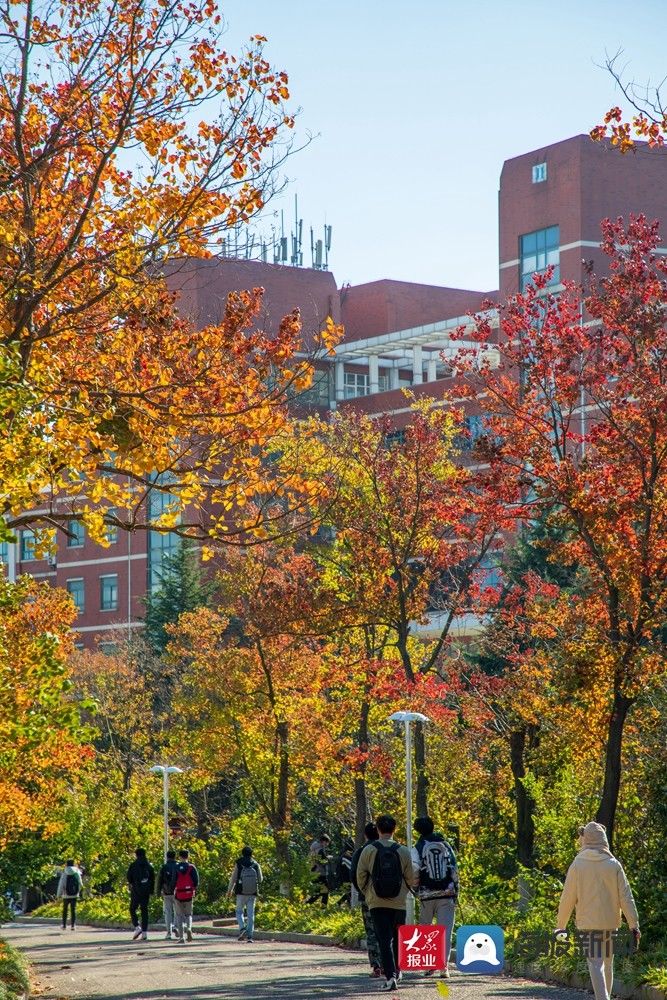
{"left": 2, "top": 922, "right": 593, "bottom": 1000}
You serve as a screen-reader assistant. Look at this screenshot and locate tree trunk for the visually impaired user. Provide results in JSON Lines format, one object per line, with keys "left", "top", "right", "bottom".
{"left": 595, "top": 690, "right": 634, "bottom": 849}
{"left": 414, "top": 721, "right": 429, "bottom": 818}
{"left": 354, "top": 700, "right": 370, "bottom": 845}
{"left": 508, "top": 727, "right": 535, "bottom": 869}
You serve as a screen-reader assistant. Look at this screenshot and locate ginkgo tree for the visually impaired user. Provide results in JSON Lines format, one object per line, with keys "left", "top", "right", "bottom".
{"left": 454, "top": 216, "right": 667, "bottom": 844}
{"left": 0, "top": 0, "right": 337, "bottom": 546}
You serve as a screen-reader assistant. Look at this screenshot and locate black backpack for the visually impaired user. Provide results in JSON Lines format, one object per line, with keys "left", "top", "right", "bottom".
{"left": 161, "top": 863, "right": 177, "bottom": 895}
{"left": 370, "top": 842, "right": 403, "bottom": 899}
{"left": 65, "top": 873, "right": 79, "bottom": 896}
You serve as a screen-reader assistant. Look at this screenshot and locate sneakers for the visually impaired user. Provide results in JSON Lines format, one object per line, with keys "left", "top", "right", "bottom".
{"left": 246, "top": 938, "right": 254, "bottom": 944}
{"left": 186, "top": 928, "right": 193, "bottom": 942}
{"left": 396, "top": 972, "right": 403, "bottom": 983}
{"left": 164, "top": 932, "right": 173, "bottom": 940}
{"left": 380, "top": 978, "right": 398, "bottom": 992}
{"left": 441, "top": 967, "right": 451, "bottom": 978}
{"left": 132, "top": 926, "right": 142, "bottom": 941}
{"left": 176, "top": 937, "right": 185, "bottom": 944}
{"left": 370, "top": 967, "right": 383, "bottom": 978}
{"left": 238, "top": 927, "right": 247, "bottom": 941}
{"left": 141, "top": 932, "right": 148, "bottom": 941}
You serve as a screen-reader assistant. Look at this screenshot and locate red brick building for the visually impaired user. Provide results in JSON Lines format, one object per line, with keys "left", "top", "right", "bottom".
{"left": 6, "top": 134, "right": 667, "bottom": 645}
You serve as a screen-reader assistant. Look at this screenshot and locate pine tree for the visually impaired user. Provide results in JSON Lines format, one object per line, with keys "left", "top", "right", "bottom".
{"left": 143, "top": 545, "right": 216, "bottom": 655}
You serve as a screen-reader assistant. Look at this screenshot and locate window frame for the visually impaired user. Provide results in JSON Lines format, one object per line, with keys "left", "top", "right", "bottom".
{"left": 66, "top": 577, "right": 85, "bottom": 613}
{"left": 519, "top": 225, "right": 560, "bottom": 291}
{"left": 67, "top": 519, "right": 85, "bottom": 548}
{"left": 99, "top": 573, "right": 119, "bottom": 612}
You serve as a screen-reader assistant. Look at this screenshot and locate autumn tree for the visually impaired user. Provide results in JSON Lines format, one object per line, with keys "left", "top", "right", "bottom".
{"left": 169, "top": 544, "right": 335, "bottom": 887}
{"left": 591, "top": 54, "right": 667, "bottom": 151}
{"left": 0, "top": 0, "right": 337, "bottom": 545}
{"left": 455, "top": 216, "right": 667, "bottom": 844}
{"left": 0, "top": 577, "right": 89, "bottom": 850}
{"left": 286, "top": 402, "right": 505, "bottom": 817}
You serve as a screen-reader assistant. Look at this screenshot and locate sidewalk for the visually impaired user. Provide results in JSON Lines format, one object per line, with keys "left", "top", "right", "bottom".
{"left": 1, "top": 919, "right": 598, "bottom": 1000}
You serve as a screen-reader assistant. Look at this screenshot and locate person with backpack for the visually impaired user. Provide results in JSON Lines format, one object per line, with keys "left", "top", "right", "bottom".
{"left": 127, "top": 847, "right": 155, "bottom": 941}
{"left": 335, "top": 839, "right": 355, "bottom": 906}
{"left": 306, "top": 833, "right": 333, "bottom": 906}
{"left": 56, "top": 859, "right": 83, "bottom": 931}
{"left": 157, "top": 849, "right": 179, "bottom": 940}
{"left": 411, "top": 816, "right": 459, "bottom": 979}
{"left": 174, "top": 849, "right": 199, "bottom": 943}
{"left": 350, "top": 823, "right": 383, "bottom": 979}
{"left": 356, "top": 814, "right": 417, "bottom": 993}
{"left": 227, "top": 846, "right": 263, "bottom": 943}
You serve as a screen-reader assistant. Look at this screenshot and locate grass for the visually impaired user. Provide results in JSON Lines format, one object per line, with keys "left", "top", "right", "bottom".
{"left": 0, "top": 939, "right": 30, "bottom": 1000}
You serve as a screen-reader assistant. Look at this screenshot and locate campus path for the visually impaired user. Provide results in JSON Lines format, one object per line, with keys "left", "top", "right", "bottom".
{"left": 2, "top": 921, "right": 593, "bottom": 1000}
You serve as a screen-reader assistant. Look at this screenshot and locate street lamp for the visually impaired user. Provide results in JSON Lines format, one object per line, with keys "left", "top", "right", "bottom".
{"left": 150, "top": 765, "right": 184, "bottom": 861}
{"left": 388, "top": 711, "right": 430, "bottom": 923}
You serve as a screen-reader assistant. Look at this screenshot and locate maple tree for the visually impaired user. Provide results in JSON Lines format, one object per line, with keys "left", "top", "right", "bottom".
{"left": 454, "top": 216, "right": 667, "bottom": 844}
{"left": 0, "top": 0, "right": 336, "bottom": 545}
{"left": 591, "top": 55, "right": 667, "bottom": 151}
{"left": 0, "top": 576, "right": 89, "bottom": 849}
{"left": 286, "top": 402, "right": 505, "bottom": 816}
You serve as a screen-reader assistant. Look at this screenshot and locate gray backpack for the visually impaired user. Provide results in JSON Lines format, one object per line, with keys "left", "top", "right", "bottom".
{"left": 237, "top": 860, "right": 258, "bottom": 895}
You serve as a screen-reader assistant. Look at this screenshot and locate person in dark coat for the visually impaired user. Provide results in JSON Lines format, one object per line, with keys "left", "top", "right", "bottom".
{"left": 127, "top": 847, "right": 155, "bottom": 941}
{"left": 350, "top": 823, "right": 382, "bottom": 978}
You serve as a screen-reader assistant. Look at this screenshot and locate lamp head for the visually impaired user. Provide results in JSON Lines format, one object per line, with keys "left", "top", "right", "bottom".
{"left": 388, "top": 711, "right": 430, "bottom": 724}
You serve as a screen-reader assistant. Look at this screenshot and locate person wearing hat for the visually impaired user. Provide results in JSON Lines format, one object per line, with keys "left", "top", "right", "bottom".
{"left": 555, "top": 821, "right": 640, "bottom": 1000}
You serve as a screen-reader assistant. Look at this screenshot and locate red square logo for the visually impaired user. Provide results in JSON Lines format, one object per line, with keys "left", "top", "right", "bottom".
{"left": 398, "top": 924, "right": 447, "bottom": 972}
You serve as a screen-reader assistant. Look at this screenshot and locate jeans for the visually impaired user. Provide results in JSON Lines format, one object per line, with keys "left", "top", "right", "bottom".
{"left": 174, "top": 898, "right": 193, "bottom": 939}
{"left": 236, "top": 894, "right": 256, "bottom": 939}
{"left": 370, "top": 907, "right": 406, "bottom": 981}
{"left": 130, "top": 894, "right": 150, "bottom": 932}
{"left": 62, "top": 898, "right": 77, "bottom": 928}
{"left": 419, "top": 896, "right": 456, "bottom": 966}
{"left": 163, "top": 894, "right": 175, "bottom": 932}
{"left": 586, "top": 930, "right": 614, "bottom": 1000}
{"left": 361, "top": 901, "right": 382, "bottom": 970}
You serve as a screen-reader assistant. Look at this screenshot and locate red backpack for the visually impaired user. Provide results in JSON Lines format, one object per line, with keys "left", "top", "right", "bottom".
{"left": 174, "top": 864, "right": 196, "bottom": 901}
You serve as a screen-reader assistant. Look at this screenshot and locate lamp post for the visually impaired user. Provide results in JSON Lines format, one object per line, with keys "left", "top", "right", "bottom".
{"left": 150, "top": 765, "right": 183, "bottom": 861}
{"left": 388, "top": 711, "right": 430, "bottom": 924}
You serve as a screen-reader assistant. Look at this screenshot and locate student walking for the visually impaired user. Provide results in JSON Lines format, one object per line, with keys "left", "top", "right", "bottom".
{"left": 411, "top": 816, "right": 459, "bottom": 978}
{"left": 356, "top": 815, "right": 417, "bottom": 993}
{"left": 157, "top": 849, "right": 179, "bottom": 939}
{"left": 351, "top": 823, "right": 383, "bottom": 978}
{"left": 56, "top": 860, "right": 82, "bottom": 930}
{"left": 228, "top": 846, "right": 263, "bottom": 943}
{"left": 556, "top": 821, "right": 640, "bottom": 1000}
{"left": 174, "top": 849, "right": 199, "bottom": 943}
{"left": 306, "top": 834, "right": 333, "bottom": 906}
{"left": 127, "top": 847, "right": 155, "bottom": 941}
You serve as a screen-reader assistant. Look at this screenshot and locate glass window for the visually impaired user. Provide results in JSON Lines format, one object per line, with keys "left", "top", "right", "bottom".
{"left": 20, "top": 530, "right": 36, "bottom": 561}
{"left": 105, "top": 510, "right": 118, "bottom": 545}
{"left": 148, "top": 484, "right": 181, "bottom": 591}
{"left": 0, "top": 542, "right": 7, "bottom": 564}
{"left": 297, "top": 369, "right": 330, "bottom": 407}
{"left": 66, "top": 578, "right": 85, "bottom": 613}
{"left": 385, "top": 429, "right": 406, "bottom": 448}
{"left": 99, "top": 641, "right": 118, "bottom": 655}
{"left": 520, "top": 226, "right": 560, "bottom": 291}
{"left": 343, "top": 372, "right": 369, "bottom": 399}
{"left": 378, "top": 374, "right": 390, "bottom": 392}
{"left": 456, "top": 414, "right": 486, "bottom": 452}
{"left": 100, "top": 574, "right": 118, "bottom": 611}
{"left": 532, "top": 162, "right": 547, "bottom": 183}
{"left": 67, "top": 520, "right": 85, "bottom": 548}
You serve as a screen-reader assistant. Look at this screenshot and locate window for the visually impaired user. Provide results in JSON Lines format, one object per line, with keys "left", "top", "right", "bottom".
{"left": 385, "top": 429, "right": 406, "bottom": 448}
{"left": 99, "top": 641, "right": 118, "bottom": 655}
{"left": 104, "top": 510, "right": 118, "bottom": 545}
{"left": 0, "top": 542, "right": 7, "bottom": 564}
{"left": 100, "top": 574, "right": 118, "bottom": 611}
{"left": 520, "top": 225, "right": 559, "bottom": 291}
{"left": 66, "top": 578, "right": 85, "bottom": 613}
{"left": 297, "top": 369, "right": 330, "bottom": 407}
{"left": 148, "top": 484, "right": 180, "bottom": 591}
{"left": 20, "top": 530, "right": 36, "bottom": 561}
{"left": 344, "top": 372, "right": 369, "bottom": 399}
{"left": 456, "top": 414, "right": 486, "bottom": 452}
{"left": 378, "top": 374, "right": 390, "bottom": 392}
{"left": 532, "top": 162, "right": 547, "bottom": 183}
{"left": 67, "top": 520, "right": 85, "bottom": 548}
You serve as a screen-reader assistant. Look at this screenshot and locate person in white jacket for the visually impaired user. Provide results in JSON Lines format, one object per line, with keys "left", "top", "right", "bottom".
{"left": 556, "top": 822, "right": 640, "bottom": 1000}
{"left": 56, "top": 860, "right": 83, "bottom": 930}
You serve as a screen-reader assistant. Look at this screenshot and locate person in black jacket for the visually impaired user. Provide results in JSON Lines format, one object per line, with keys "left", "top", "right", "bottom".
{"left": 350, "top": 823, "right": 382, "bottom": 978}
{"left": 127, "top": 847, "right": 155, "bottom": 941}
{"left": 157, "top": 849, "right": 179, "bottom": 939}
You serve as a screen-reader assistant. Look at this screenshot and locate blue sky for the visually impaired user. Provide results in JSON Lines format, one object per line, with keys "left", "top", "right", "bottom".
{"left": 223, "top": 1, "right": 667, "bottom": 291}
